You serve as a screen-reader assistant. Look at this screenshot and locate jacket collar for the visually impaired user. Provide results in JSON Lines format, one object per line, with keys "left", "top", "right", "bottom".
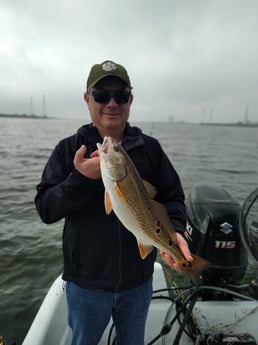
{"left": 123, "top": 123, "right": 144, "bottom": 151}
{"left": 78, "top": 122, "right": 144, "bottom": 151}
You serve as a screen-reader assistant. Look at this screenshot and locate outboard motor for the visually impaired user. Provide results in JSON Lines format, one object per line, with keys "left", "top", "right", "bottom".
{"left": 186, "top": 183, "right": 248, "bottom": 286}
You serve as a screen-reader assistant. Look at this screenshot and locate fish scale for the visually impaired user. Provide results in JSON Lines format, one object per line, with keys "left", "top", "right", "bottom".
{"left": 117, "top": 177, "right": 175, "bottom": 251}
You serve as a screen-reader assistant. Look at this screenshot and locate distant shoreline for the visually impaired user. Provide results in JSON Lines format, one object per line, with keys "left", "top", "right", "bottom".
{"left": 200, "top": 122, "right": 258, "bottom": 128}
{"left": 0, "top": 113, "right": 48, "bottom": 119}
{"left": 1, "top": 113, "right": 257, "bottom": 127}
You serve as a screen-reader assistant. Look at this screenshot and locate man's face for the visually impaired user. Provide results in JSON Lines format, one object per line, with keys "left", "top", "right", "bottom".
{"left": 84, "top": 77, "right": 133, "bottom": 133}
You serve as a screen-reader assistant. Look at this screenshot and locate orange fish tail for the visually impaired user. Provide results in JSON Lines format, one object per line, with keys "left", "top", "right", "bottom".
{"left": 180, "top": 254, "right": 210, "bottom": 283}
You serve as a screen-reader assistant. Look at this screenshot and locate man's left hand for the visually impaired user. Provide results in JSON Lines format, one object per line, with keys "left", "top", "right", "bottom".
{"left": 160, "top": 232, "right": 193, "bottom": 272}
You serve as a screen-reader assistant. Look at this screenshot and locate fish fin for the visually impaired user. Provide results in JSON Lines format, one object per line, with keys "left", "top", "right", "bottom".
{"left": 142, "top": 180, "right": 157, "bottom": 199}
{"left": 179, "top": 254, "right": 210, "bottom": 283}
{"left": 150, "top": 200, "right": 178, "bottom": 244}
{"left": 104, "top": 191, "right": 113, "bottom": 215}
{"left": 137, "top": 240, "right": 153, "bottom": 259}
{"left": 115, "top": 182, "right": 127, "bottom": 201}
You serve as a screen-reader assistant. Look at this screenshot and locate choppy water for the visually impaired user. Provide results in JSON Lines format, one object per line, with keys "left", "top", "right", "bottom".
{"left": 0, "top": 117, "right": 257, "bottom": 344}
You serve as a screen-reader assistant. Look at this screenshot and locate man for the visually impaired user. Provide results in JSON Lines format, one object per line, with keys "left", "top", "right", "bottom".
{"left": 35, "top": 60, "right": 192, "bottom": 345}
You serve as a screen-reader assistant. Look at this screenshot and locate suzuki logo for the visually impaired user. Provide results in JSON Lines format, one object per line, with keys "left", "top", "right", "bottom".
{"left": 219, "top": 222, "right": 233, "bottom": 235}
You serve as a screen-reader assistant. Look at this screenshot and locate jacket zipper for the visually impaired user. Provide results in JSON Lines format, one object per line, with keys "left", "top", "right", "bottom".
{"left": 115, "top": 220, "right": 122, "bottom": 291}
{"left": 72, "top": 224, "right": 78, "bottom": 269}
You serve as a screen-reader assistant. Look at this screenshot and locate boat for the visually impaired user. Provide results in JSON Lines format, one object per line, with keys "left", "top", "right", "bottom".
{"left": 22, "top": 184, "right": 258, "bottom": 345}
{"left": 21, "top": 262, "right": 258, "bottom": 345}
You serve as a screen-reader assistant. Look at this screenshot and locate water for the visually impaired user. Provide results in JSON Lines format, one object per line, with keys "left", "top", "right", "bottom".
{"left": 0, "top": 117, "right": 257, "bottom": 344}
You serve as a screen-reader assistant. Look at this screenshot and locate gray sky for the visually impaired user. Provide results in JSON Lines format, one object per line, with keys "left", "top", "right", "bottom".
{"left": 1, "top": 0, "right": 258, "bottom": 123}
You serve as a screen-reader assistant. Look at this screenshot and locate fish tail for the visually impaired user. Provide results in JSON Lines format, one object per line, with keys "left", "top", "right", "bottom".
{"left": 179, "top": 254, "right": 210, "bottom": 283}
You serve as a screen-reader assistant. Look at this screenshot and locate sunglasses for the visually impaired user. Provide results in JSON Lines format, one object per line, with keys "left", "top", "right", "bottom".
{"left": 88, "top": 89, "right": 131, "bottom": 104}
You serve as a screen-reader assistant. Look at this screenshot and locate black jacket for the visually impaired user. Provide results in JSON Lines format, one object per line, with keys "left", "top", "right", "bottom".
{"left": 35, "top": 123, "right": 186, "bottom": 291}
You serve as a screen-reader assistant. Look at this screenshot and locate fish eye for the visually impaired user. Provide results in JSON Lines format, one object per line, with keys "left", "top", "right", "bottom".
{"left": 113, "top": 145, "right": 120, "bottom": 152}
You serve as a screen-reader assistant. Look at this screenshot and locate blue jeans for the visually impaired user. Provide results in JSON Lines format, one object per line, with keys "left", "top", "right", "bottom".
{"left": 66, "top": 277, "right": 153, "bottom": 345}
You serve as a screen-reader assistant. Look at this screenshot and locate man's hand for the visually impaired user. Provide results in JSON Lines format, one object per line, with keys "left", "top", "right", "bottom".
{"left": 160, "top": 232, "right": 193, "bottom": 272}
{"left": 73, "top": 145, "right": 101, "bottom": 179}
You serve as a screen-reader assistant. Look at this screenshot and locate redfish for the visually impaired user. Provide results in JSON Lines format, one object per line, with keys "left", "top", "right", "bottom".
{"left": 97, "top": 136, "right": 209, "bottom": 281}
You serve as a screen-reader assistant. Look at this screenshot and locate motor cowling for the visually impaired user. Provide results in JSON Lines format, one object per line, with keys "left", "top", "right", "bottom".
{"left": 186, "top": 183, "right": 248, "bottom": 285}
{"left": 240, "top": 188, "right": 258, "bottom": 263}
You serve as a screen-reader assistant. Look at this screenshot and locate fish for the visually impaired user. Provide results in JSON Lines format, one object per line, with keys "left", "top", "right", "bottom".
{"left": 97, "top": 136, "right": 209, "bottom": 281}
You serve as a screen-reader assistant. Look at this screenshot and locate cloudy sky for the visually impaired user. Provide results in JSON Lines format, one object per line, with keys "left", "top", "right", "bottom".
{"left": 1, "top": 0, "right": 258, "bottom": 123}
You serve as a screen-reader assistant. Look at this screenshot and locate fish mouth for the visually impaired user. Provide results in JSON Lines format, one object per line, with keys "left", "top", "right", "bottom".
{"left": 101, "top": 136, "right": 110, "bottom": 154}
{"left": 101, "top": 136, "right": 118, "bottom": 154}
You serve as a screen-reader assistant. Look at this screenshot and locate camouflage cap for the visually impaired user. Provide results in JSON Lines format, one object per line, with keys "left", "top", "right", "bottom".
{"left": 87, "top": 60, "right": 132, "bottom": 89}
